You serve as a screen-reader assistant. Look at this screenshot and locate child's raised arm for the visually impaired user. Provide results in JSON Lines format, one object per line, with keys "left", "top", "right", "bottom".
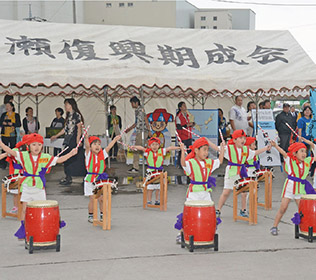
{"left": 299, "top": 136, "right": 315, "bottom": 150}
{"left": 165, "top": 146, "right": 180, "bottom": 153}
{"left": 105, "top": 135, "right": 122, "bottom": 154}
{"left": 255, "top": 143, "right": 272, "bottom": 156}
{"left": 57, "top": 148, "right": 78, "bottom": 164}
{"left": 0, "top": 152, "right": 8, "bottom": 160}
{"left": 219, "top": 141, "right": 225, "bottom": 164}
{"left": 130, "top": 145, "right": 146, "bottom": 152}
{"left": 270, "top": 140, "right": 287, "bottom": 159}
{"left": 0, "top": 141, "right": 17, "bottom": 157}
{"left": 84, "top": 133, "right": 90, "bottom": 154}
{"left": 207, "top": 138, "right": 220, "bottom": 152}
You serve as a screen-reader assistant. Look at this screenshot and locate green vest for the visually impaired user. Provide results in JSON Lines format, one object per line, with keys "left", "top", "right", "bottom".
{"left": 187, "top": 158, "right": 214, "bottom": 193}
{"left": 20, "top": 151, "right": 54, "bottom": 190}
{"left": 146, "top": 148, "right": 164, "bottom": 172}
{"left": 13, "top": 148, "right": 21, "bottom": 175}
{"left": 282, "top": 157, "right": 312, "bottom": 195}
{"left": 85, "top": 152, "right": 106, "bottom": 182}
{"left": 228, "top": 145, "right": 249, "bottom": 177}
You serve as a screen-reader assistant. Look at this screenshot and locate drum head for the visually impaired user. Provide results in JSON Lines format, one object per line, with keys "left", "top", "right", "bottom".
{"left": 184, "top": 200, "right": 214, "bottom": 207}
{"left": 27, "top": 200, "right": 59, "bottom": 208}
{"left": 301, "top": 194, "right": 316, "bottom": 200}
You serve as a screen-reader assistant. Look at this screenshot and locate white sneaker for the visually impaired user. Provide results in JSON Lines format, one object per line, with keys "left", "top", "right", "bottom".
{"left": 176, "top": 233, "right": 182, "bottom": 244}
{"left": 88, "top": 216, "right": 93, "bottom": 223}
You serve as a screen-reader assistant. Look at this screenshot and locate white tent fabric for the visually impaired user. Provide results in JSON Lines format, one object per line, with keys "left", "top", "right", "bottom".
{"left": 0, "top": 19, "right": 316, "bottom": 97}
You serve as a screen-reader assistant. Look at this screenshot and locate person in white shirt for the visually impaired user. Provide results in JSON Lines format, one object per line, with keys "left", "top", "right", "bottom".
{"left": 229, "top": 96, "right": 249, "bottom": 134}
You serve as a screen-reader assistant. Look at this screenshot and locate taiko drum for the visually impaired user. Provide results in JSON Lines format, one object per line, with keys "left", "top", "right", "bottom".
{"left": 299, "top": 195, "right": 316, "bottom": 236}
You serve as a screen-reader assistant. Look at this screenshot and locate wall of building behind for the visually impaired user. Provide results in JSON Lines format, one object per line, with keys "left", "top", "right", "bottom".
{"left": 176, "top": 0, "right": 197, "bottom": 29}
{"left": 83, "top": 0, "right": 177, "bottom": 27}
{"left": 195, "top": 10, "right": 232, "bottom": 30}
{"left": 0, "top": 1, "right": 84, "bottom": 23}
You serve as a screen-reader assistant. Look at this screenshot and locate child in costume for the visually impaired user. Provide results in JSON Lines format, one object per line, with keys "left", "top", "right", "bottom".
{"left": 180, "top": 137, "right": 225, "bottom": 202}
{"left": 270, "top": 138, "right": 316, "bottom": 236}
{"left": 216, "top": 130, "right": 271, "bottom": 218}
{"left": 131, "top": 137, "right": 180, "bottom": 205}
{"left": 84, "top": 134, "right": 121, "bottom": 223}
{"left": 0, "top": 133, "right": 78, "bottom": 239}
{"left": 3, "top": 135, "right": 29, "bottom": 213}
{"left": 245, "top": 137, "right": 260, "bottom": 177}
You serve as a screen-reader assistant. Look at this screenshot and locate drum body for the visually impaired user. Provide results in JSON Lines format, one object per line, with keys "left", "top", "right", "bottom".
{"left": 255, "top": 168, "right": 270, "bottom": 179}
{"left": 93, "top": 179, "right": 118, "bottom": 194}
{"left": 182, "top": 200, "right": 216, "bottom": 245}
{"left": 145, "top": 171, "right": 162, "bottom": 184}
{"left": 25, "top": 200, "right": 60, "bottom": 246}
{"left": 3, "top": 174, "right": 21, "bottom": 190}
{"left": 234, "top": 177, "right": 256, "bottom": 191}
{"left": 299, "top": 195, "right": 316, "bottom": 236}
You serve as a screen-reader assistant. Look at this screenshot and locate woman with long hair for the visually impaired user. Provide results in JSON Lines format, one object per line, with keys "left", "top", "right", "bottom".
{"left": 51, "top": 98, "right": 85, "bottom": 185}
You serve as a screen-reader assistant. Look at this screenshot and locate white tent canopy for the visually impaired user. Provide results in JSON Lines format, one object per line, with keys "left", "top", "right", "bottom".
{"left": 0, "top": 19, "right": 315, "bottom": 97}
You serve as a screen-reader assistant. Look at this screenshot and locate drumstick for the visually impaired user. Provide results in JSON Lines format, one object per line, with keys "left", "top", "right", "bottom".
{"left": 121, "top": 124, "right": 133, "bottom": 135}
{"left": 257, "top": 125, "right": 272, "bottom": 142}
{"left": 183, "top": 127, "right": 200, "bottom": 138}
{"left": 175, "top": 131, "right": 188, "bottom": 154}
{"left": 219, "top": 129, "right": 224, "bottom": 143}
{"left": 56, "top": 146, "right": 69, "bottom": 157}
{"left": 76, "top": 125, "right": 90, "bottom": 149}
{"left": 285, "top": 123, "right": 299, "bottom": 137}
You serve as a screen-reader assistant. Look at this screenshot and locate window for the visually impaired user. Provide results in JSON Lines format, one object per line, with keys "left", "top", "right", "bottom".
{"left": 119, "top": 2, "right": 125, "bottom": 7}
{"left": 213, "top": 26, "right": 217, "bottom": 29}
{"left": 213, "top": 16, "right": 217, "bottom": 21}
{"left": 128, "top": 2, "right": 133, "bottom": 7}
{"left": 201, "top": 16, "right": 206, "bottom": 21}
{"left": 106, "top": 3, "right": 112, "bottom": 7}
{"left": 201, "top": 26, "right": 206, "bottom": 29}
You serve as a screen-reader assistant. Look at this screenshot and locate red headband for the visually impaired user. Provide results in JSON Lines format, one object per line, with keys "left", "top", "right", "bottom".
{"left": 89, "top": 136, "right": 101, "bottom": 145}
{"left": 245, "top": 137, "right": 256, "bottom": 146}
{"left": 232, "top": 129, "right": 246, "bottom": 139}
{"left": 15, "top": 135, "right": 30, "bottom": 148}
{"left": 185, "top": 137, "right": 209, "bottom": 160}
{"left": 287, "top": 142, "right": 307, "bottom": 163}
{"left": 27, "top": 133, "right": 43, "bottom": 145}
{"left": 148, "top": 137, "right": 160, "bottom": 146}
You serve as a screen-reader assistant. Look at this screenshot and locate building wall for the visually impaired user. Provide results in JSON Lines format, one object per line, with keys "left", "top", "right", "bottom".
{"left": 176, "top": 0, "right": 197, "bottom": 29}
{"left": 0, "top": 0, "right": 84, "bottom": 23}
{"left": 229, "top": 9, "right": 256, "bottom": 30}
{"left": 83, "top": 0, "right": 177, "bottom": 28}
{"left": 195, "top": 10, "right": 232, "bottom": 30}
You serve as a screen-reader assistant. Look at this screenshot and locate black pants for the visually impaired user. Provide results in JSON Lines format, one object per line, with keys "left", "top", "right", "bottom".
{"left": 61, "top": 136, "right": 86, "bottom": 179}
{"left": 0, "top": 136, "right": 16, "bottom": 169}
{"left": 279, "top": 133, "right": 291, "bottom": 162}
{"left": 109, "top": 133, "right": 118, "bottom": 157}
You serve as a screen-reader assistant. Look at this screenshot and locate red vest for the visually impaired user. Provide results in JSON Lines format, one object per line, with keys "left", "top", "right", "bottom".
{"left": 176, "top": 112, "right": 191, "bottom": 141}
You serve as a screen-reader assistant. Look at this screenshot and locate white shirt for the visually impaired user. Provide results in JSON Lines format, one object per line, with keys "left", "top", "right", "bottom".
{"left": 229, "top": 105, "right": 248, "bottom": 132}
{"left": 183, "top": 158, "right": 220, "bottom": 177}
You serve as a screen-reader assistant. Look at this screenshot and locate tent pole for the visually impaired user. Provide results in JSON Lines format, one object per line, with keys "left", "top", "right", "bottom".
{"left": 255, "top": 93, "right": 259, "bottom": 137}
{"left": 103, "top": 86, "right": 110, "bottom": 168}
{"left": 202, "top": 96, "right": 205, "bottom": 110}
{"left": 36, "top": 96, "right": 39, "bottom": 132}
{"left": 18, "top": 95, "right": 21, "bottom": 114}
{"left": 140, "top": 86, "right": 145, "bottom": 179}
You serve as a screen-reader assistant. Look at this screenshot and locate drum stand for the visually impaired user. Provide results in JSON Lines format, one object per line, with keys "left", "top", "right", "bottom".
{"left": 1, "top": 181, "right": 22, "bottom": 220}
{"left": 295, "top": 225, "right": 316, "bottom": 243}
{"left": 143, "top": 172, "right": 168, "bottom": 211}
{"left": 257, "top": 171, "right": 273, "bottom": 210}
{"left": 93, "top": 183, "right": 112, "bottom": 230}
{"left": 233, "top": 181, "right": 258, "bottom": 225}
{"left": 180, "top": 231, "right": 219, "bottom": 252}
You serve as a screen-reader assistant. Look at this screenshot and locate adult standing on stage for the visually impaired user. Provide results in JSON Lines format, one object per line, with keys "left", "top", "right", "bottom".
{"left": 229, "top": 96, "right": 248, "bottom": 134}
{"left": 126, "top": 96, "right": 152, "bottom": 174}
{"left": 0, "top": 102, "right": 21, "bottom": 169}
{"left": 275, "top": 103, "right": 295, "bottom": 161}
{"left": 23, "top": 107, "right": 40, "bottom": 134}
{"left": 175, "top": 102, "right": 194, "bottom": 166}
{"left": 107, "top": 105, "right": 122, "bottom": 160}
{"left": 51, "top": 98, "right": 85, "bottom": 185}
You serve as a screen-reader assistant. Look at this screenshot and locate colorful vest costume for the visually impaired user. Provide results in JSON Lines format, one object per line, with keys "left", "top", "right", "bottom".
{"left": 146, "top": 148, "right": 164, "bottom": 172}
{"left": 282, "top": 157, "right": 313, "bottom": 196}
{"left": 85, "top": 151, "right": 107, "bottom": 182}
{"left": 19, "top": 151, "right": 54, "bottom": 190}
{"left": 176, "top": 112, "right": 191, "bottom": 141}
{"left": 227, "top": 145, "right": 249, "bottom": 178}
{"left": 246, "top": 155, "right": 260, "bottom": 170}
{"left": 187, "top": 158, "right": 215, "bottom": 194}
